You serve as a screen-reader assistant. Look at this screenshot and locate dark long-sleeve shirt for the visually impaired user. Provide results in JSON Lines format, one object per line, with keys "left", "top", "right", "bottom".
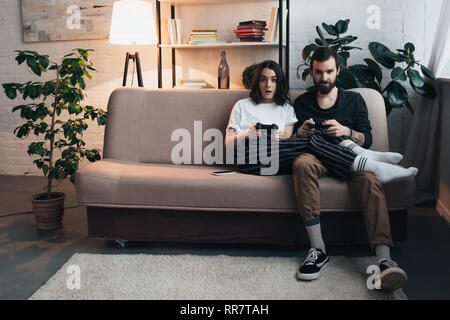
{"left": 293, "top": 88, "right": 373, "bottom": 149}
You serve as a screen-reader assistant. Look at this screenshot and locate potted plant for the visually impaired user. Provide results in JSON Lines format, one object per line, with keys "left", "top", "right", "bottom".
{"left": 2, "top": 49, "right": 107, "bottom": 230}
{"left": 242, "top": 63, "right": 259, "bottom": 89}
{"left": 297, "top": 19, "right": 437, "bottom": 116}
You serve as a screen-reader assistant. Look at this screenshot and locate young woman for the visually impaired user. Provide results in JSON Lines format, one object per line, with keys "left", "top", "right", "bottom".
{"left": 225, "top": 60, "right": 418, "bottom": 182}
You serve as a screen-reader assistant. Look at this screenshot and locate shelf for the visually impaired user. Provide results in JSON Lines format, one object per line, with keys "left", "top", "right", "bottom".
{"left": 159, "top": 42, "right": 284, "bottom": 49}
{"left": 159, "top": 0, "right": 279, "bottom": 5}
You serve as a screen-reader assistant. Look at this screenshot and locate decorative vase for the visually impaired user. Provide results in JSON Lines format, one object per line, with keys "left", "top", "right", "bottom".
{"left": 31, "top": 192, "right": 65, "bottom": 230}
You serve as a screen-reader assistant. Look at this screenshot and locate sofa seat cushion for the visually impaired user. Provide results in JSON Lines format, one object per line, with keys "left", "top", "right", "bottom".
{"left": 75, "top": 159, "right": 415, "bottom": 212}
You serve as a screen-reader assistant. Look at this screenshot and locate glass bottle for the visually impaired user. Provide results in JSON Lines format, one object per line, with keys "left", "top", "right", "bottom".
{"left": 218, "top": 51, "right": 230, "bottom": 89}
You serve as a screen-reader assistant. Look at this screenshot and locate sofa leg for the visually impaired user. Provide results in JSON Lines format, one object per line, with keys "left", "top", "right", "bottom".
{"left": 115, "top": 240, "right": 128, "bottom": 248}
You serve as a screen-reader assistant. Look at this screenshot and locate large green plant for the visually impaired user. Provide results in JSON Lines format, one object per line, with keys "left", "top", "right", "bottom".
{"left": 2, "top": 49, "right": 107, "bottom": 199}
{"left": 297, "top": 19, "right": 437, "bottom": 115}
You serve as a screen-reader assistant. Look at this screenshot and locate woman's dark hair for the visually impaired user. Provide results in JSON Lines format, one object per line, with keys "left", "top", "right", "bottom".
{"left": 249, "top": 60, "right": 289, "bottom": 105}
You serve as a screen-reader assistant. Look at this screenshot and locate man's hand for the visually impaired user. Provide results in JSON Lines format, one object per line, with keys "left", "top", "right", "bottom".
{"left": 297, "top": 118, "right": 316, "bottom": 136}
{"left": 322, "top": 119, "right": 351, "bottom": 138}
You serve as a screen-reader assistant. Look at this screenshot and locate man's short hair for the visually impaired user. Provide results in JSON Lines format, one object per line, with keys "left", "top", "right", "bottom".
{"left": 310, "top": 47, "right": 339, "bottom": 69}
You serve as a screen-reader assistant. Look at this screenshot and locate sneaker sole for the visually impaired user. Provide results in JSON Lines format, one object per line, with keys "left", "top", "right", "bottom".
{"left": 295, "top": 256, "right": 329, "bottom": 281}
{"left": 380, "top": 267, "right": 408, "bottom": 291}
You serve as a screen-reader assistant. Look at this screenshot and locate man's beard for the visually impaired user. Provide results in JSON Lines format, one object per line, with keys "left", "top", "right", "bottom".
{"left": 314, "top": 78, "right": 336, "bottom": 95}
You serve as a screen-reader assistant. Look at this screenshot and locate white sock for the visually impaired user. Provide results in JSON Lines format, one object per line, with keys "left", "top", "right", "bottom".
{"left": 343, "top": 141, "right": 403, "bottom": 164}
{"left": 375, "top": 244, "right": 391, "bottom": 262}
{"left": 305, "top": 222, "right": 326, "bottom": 253}
{"left": 352, "top": 155, "right": 418, "bottom": 184}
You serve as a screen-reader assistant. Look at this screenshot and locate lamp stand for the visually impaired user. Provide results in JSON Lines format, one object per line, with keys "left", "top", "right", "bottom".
{"left": 122, "top": 52, "right": 143, "bottom": 87}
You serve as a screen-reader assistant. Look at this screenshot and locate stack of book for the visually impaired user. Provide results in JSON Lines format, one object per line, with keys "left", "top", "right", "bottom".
{"left": 189, "top": 29, "right": 225, "bottom": 45}
{"left": 233, "top": 20, "right": 267, "bottom": 42}
{"left": 174, "top": 79, "right": 209, "bottom": 89}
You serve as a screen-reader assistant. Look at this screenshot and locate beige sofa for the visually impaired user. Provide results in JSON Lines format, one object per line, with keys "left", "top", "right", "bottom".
{"left": 75, "top": 87, "right": 415, "bottom": 246}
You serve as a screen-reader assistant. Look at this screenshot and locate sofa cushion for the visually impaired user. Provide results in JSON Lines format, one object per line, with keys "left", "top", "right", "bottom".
{"left": 76, "top": 159, "right": 415, "bottom": 212}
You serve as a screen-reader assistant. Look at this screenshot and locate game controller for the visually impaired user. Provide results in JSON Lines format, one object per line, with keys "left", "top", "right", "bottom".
{"left": 307, "top": 120, "right": 330, "bottom": 130}
{"left": 255, "top": 123, "right": 279, "bottom": 130}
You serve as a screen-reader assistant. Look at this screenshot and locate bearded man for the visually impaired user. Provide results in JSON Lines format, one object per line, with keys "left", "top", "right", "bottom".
{"left": 292, "top": 47, "right": 411, "bottom": 292}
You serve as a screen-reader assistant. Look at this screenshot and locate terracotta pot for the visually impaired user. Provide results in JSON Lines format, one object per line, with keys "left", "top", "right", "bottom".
{"left": 31, "top": 192, "right": 65, "bottom": 230}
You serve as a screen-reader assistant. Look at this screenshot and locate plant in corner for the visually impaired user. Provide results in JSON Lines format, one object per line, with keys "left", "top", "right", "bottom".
{"left": 2, "top": 49, "right": 107, "bottom": 230}
{"left": 297, "top": 19, "right": 437, "bottom": 116}
{"left": 242, "top": 63, "right": 259, "bottom": 89}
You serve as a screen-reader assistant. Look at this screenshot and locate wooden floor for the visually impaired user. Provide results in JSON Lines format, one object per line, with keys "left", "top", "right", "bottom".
{"left": 0, "top": 175, "right": 449, "bottom": 300}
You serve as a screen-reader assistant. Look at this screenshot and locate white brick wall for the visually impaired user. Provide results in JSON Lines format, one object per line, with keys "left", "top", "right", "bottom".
{"left": 0, "top": 0, "right": 442, "bottom": 175}
{"left": 0, "top": 0, "right": 158, "bottom": 175}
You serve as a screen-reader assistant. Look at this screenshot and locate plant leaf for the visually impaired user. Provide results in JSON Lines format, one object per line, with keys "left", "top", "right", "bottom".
{"left": 335, "top": 19, "right": 350, "bottom": 34}
{"left": 404, "top": 42, "right": 415, "bottom": 53}
{"left": 322, "top": 23, "right": 337, "bottom": 36}
{"left": 364, "top": 58, "right": 383, "bottom": 84}
{"left": 407, "top": 68, "right": 424, "bottom": 88}
{"left": 420, "top": 64, "right": 434, "bottom": 79}
{"left": 316, "top": 26, "right": 327, "bottom": 46}
{"left": 410, "top": 81, "right": 437, "bottom": 99}
{"left": 386, "top": 81, "right": 408, "bottom": 108}
{"left": 386, "top": 51, "right": 407, "bottom": 62}
{"left": 391, "top": 67, "right": 407, "bottom": 81}
{"left": 369, "top": 42, "right": 396, "bottom": 69}
{"left": 336, "top": 69, "right": 358, "bottom": 89}
{"left": 383, "top": 96, "right": 393, "bottom": 116}
{"left": 349, "top": 64, "right": 375, "bottom": 83}
{"left": 302, "top": 68, "right": 310, "bottom": 81}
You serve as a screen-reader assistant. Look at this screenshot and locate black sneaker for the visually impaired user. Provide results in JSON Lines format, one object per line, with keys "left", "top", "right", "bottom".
{"left": 378, "top": 259, "right": 408, "bottom": 291}
{"left": 296, "top": 248, "right": 329, "bottom": 281}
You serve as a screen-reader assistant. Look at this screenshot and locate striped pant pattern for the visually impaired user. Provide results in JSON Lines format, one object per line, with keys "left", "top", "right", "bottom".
{"left": 234, "top": 130, "right": 357, "bottom": 179}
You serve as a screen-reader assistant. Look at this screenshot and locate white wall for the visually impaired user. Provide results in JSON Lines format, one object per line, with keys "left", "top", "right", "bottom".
{"left": 0, "top": 0, "right": 158, "bottom": 175}
{"left": 0, "top": 0, "right": 443, "bottom": 175}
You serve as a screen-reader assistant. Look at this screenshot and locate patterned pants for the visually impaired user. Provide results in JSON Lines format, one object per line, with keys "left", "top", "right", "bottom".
{"left": 234, "top": 130, "right": 356, "bottom": 179}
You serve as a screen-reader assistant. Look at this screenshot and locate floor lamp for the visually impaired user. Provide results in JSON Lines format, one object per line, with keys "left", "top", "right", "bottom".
{"left": 109, "top": 0, "right": 157, "bottom": 87}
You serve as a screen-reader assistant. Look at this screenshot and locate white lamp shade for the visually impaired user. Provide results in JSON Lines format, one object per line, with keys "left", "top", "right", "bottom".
{"left": 109, "top": 0, "right": 157, "bottom": 45}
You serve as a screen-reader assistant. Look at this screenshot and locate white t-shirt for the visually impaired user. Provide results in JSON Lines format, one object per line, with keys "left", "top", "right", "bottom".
{"left": 226, "top": 98, "right": 298, "bottom": 134}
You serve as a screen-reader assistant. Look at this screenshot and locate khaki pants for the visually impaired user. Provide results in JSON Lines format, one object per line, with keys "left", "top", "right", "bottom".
{"left": 292, "top": 153, "right": 393, "bottom": 249}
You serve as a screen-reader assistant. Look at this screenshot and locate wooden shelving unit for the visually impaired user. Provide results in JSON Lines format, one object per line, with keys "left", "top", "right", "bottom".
{"left": 159, "top": 0, "right": 276, "bottom": 5}
{"left": 156, "top": 0, "right": 290, "bottom": 88}
{"left": 159, "top": 42, "right": 283, "bottom": 49}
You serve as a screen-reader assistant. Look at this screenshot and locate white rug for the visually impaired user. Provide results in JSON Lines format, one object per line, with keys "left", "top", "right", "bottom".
{"left": 29, "top": 253, "right": 407, "bottom": 300}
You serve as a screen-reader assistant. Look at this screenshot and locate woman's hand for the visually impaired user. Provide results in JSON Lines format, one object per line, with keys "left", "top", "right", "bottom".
{"left": 248, "top": 124, "right": 262, "bottom": 139}
{"left": 273, "top": 130, "right": 285, "bottom": 141}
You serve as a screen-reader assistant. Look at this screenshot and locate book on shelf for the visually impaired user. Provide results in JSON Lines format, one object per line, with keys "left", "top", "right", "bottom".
{"left": 267, "top": 7, "right": 288, "bottom": 43}
{"left": 175, "top": 79, "right": 209, "bottom": 89}
{"left": 163, "top": 18, "right": 182, "bottom": 44}
{"left": 189, "top": 28, "right": 220, "bottom": 43}
{"left": 189, "top": 41, "right": 227, "bottom": 45}
{"left": 191, "top": 29, "right": 217, "bottom": 33}
{"left": 239, "top": 38, "right": 265, "bottom": 42}
{"left": 234, "top": 31, "right": 265, "bottom": 36}
{"left": 180, "top": 79, "right": 206, "bottom": 83}
{"left": 239, "top": 20, "right": 266, "bottom": 26}
{"left": 234, "top": 27, "right": 266, "bottom": 32}
{"left": 161, "top": 18, "right": 170, "bottom": 44}
{"left": 266, "top": 7, "right": 277, "bottom": 42}
{"left": 190, "top": 37, "right": 219, "bottom": 42}
{"left": 175, "top": 19, "right": 182, "bottom": 44}
{"left": 190, "top": 31, "right": 217, "bottom": 35}
{"left": 234, "top": 19, "right": 267, "bottom": 42}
